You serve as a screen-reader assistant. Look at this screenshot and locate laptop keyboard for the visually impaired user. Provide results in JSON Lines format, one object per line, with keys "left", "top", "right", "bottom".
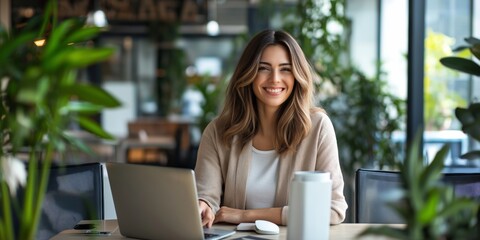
{"left": 204, "top": 233, "right": 219, "bottom": 239}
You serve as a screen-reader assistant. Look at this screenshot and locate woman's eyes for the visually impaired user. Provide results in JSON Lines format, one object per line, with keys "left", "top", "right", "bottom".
{"left": 258, "top": 66, "right": 292, "bottom": 72}
{"left": 258, "top": 66, "right": 269, "bottom": 71}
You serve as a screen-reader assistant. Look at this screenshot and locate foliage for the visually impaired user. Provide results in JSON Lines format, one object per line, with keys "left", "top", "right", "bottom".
{"left": 424, "top": 30, "right": 467, "bottom": 130}
{"left": 191, "top": 74, "right": 227, "bottom": 132}
{"left": 156, "top": 47, "right": 187, "bottom": 116}
{"left": 191, "top": 33, "right": 248, "bottom": 132}
{"left": 440, "top": 37, "right": 480, "bottom": 77}
{"left": 0, "top": 1, "right": 120, "bottom": 239}
{"left": 359, "top": 133, "right": 479, "bottom": 239}
{"left": 149, "top": 21, "right": 187, "bottom": 116}
{"left": 455, "top": 102, "right": 480, "bottom": 160}
{"left": 440, "top": 37, "right": 480, "bottom": 160}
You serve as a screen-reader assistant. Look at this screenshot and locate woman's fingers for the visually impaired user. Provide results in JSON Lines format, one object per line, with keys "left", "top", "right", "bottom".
{"left": 199, "top": 201, "right": 215, "bottom": 228}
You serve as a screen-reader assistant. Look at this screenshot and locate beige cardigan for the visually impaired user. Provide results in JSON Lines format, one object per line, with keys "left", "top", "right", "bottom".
{"left": 195, "top": 111, "right": 348, "bottom": 225}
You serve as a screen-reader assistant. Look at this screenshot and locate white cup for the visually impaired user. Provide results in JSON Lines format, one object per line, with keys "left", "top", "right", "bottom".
{"left": 287, "top": 171, "right": 332, "bottom": 240}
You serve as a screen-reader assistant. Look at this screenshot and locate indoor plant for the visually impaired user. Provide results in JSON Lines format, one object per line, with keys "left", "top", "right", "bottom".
{"left": 0, "top": 1, "right": 120, "bottom": 239}
{"left": 440, "top": 37, "right": 480, "bottom": 160}
{"left": 359, "top": 132, "right": 479, "bottom": 239}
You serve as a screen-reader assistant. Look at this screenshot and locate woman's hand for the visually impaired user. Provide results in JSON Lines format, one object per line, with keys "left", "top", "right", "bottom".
{"left": 214, "top": 206, "right": 246, "bottom": 224}
{"left": 214, "top": 206, "right": 283, "bottom": 225}
{"left": 199, "top": 200, "right": 215, "bottom": 228}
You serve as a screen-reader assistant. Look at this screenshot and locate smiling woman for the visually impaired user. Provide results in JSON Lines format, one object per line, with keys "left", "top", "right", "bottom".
{"left": 194, "top": 29, "right": 348, "bottom": 228}
{"left": 253, "top": 45, "right": 295, "bottom": 113}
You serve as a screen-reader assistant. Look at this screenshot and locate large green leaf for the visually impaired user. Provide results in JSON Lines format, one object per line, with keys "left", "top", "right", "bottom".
{"left": 451, "top": 45, "right": 470, "bottom": 52}
{"left": 418, "top": 189, "right": 440, "bottom": 224}
{"left": 406, "top": 131, "right": 423, "bottom": 210}
{"left": 42, "top": 48, "right": 72, "bottom": 71}
{"left": 64, "top": 26, "right": 102, "bottom": 44}
{"left": 61, "top": 131, "right": 94, "bottom": 155}
{"left": 419, "top": 144, "right": 449, "bottom": 189}
{"left": 469, "top": 102, "right": 480, "bottom": 114}
{"left": 61, "top": 102, "right": 104, "bottom": 114}
{"left": 461, "top": 119, "right": 480, "bottom": 142}
{"left": 76, "top": 116, "right": 114, "bottom": 140}
{"left": 43, "top": 19, "right": 76, "bottom": 59}
{"left": 455, "top": 107, "right": 475, "bottom": 126}
{"left": 471, "top": 44, "right": 480, "bottom": 60}
{"left": 437, "top": 199, "right": 478, "bottom": 219}
{"left": 440, "top": 57, "right": 480, "bottom": 76}
{"left": 65, "top": 48, "right": 114, "bottom": 68}
{"left": 460, "top": 150, "right": 480, "bottom": 160}
{"left": 465, "top": 37, "right": 480, "bottom": 45}
{"left": 63, "top": 84, "right": 121, "bottom": 108}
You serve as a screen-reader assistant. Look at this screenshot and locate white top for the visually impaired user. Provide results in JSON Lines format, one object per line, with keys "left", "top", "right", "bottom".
{"left": 245, "top": 147, "right": 280, "bottom": 209}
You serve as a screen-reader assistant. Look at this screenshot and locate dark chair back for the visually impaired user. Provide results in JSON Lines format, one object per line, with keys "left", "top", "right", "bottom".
{"left": 37, "top": 162, "right": 104, "bottom": 240}
{"left": 355, "top": 169, "right": 404, "bottom": 223}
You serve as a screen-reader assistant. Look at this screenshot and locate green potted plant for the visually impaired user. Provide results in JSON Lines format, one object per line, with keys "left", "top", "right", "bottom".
{"left": 359, "top": 132, "right": 479, "bottom": 239}
{"left": 440, "top": 37, "right": 480, "bottom": 160}
{"left": 0, "top": 1, "right": 120, "bottom": 239}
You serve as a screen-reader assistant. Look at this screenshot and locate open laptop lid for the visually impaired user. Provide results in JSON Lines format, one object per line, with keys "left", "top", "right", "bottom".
{"left": 106, "top": 163, "right": 234, "bottom": 240}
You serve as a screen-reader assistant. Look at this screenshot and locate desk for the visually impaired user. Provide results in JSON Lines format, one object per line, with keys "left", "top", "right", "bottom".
{"left": 51, "top": 220, "right": 400, "bottom": 240}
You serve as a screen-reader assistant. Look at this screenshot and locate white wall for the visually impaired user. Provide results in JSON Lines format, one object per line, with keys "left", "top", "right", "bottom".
{"left": 380, "top": 0, "right": 408, "bottom": 100}
{"left": 347, "top": 0, "right": 378, "bottom": 78}
{"left": 102, "top": 82, "right": 137, "bottom": 138}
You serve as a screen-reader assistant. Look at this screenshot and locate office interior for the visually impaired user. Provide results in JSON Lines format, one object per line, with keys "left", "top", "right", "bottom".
{"left": 1, "top": 0, "right": 480, "bottom": 239}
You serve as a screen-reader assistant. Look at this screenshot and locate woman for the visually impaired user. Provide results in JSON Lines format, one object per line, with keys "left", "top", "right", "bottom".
{"left": 195, "top": 29, "right": 348, "bottom": 227}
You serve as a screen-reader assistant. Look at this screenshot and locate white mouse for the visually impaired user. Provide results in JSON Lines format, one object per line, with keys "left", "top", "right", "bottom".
{"left": 254, "top": 220, "right": 279, "bottom": 235}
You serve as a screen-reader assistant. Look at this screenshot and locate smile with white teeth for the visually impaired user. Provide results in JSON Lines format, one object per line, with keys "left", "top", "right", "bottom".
{"left": 265, "top": 88, "right": 284, "bottom": 93}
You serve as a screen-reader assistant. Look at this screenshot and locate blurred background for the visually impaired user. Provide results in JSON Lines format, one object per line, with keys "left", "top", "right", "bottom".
{"left": 1, "top": 0, "right": 479, "bottom": 223}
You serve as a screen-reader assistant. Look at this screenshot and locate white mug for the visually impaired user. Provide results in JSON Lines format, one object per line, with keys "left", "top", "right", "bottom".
{"left": 287, "top": 171, "right": 332, "bottom": 240}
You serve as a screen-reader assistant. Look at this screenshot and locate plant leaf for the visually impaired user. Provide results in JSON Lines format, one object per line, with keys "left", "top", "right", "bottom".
{"left": 464, "top": 37, "right": 480, "bottom": 45}
{"left": 76, "top": 116, "right": 115, "bottom": 140}
{"left": 43, "top": 19, "right": 75, "bottom": 59}
{"left": 419, "top": 144, "right": 448, "bottom": 189}
{"left": 455, "top": 107, "right": 475, "bottom": 126}
{"left": 471, "top": 44, "right": 480, "bottom": 60}
{"left": 461, "top": 119, "right": 480, "bottom": 142}
{"left": 440, "top": 57, "right": 480, "bottom": 76}
{"left": 437, "top": 199, "right": 478, "bottom": 219}
{"left": 60, "top": 101, "right": 104, "bottom": 114}
{"left": 460, "top": 150, "right": 480, "bottom": 160}
{"left": 418, "top": 189, "right": 440, "bottom": 224}
{"left": 64, "top": 26, "right": 101, "bottom": 44}
{"left": 405, "top": 130, "right": 423, "bottom": 211}
{"left": 0, "top": 32, "right": 36, "bottom": 63}
{"left": 63, "top": 84, "right": 121, "bottom": 108}
{"left": 65, "top": 48, "right": 114, "bottom": 68}
{"left": 451, "top": 45, "right": 470, "bottom": 52}
{"left": 61, "top": 132, "right": 94, "bottom": 156}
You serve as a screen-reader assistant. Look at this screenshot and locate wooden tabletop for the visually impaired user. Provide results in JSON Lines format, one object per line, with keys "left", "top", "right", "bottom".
{"left": 51, "top": 219, "right": 402, "bottom": 240}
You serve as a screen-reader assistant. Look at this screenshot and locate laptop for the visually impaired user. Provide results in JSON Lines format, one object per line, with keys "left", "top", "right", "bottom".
{"left": 106, "top": 162, "right": 236, "bottom": 240}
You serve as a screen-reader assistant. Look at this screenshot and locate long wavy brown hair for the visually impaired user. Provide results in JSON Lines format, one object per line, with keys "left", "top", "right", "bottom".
{"left": 216, "top": 29, "right": 319, "bottom": 154}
